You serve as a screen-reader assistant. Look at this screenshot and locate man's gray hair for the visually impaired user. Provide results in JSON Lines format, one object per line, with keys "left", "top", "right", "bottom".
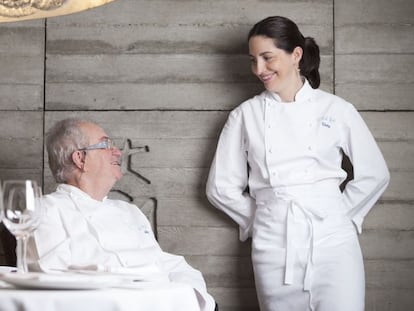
{"left": 46, "top": 118, "right": 89, "bottom": 183}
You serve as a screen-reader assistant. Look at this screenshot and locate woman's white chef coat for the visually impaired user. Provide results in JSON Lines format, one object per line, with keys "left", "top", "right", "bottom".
{"left": 27, "top": 184, "right": 215, "bottom": 311}
{"left": 206, "top": 80, "right": 390, "bottom": 310}
{"left": 206, "top": 80, "right": 389, "bottom": 240}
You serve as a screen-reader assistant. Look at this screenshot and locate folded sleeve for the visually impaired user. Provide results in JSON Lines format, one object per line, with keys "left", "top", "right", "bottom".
{"left": 158, "top": 252, "right": 216, "bottom": 311}
{"left": 206, "top": 109, "right": 256, "bottom": 241}
{"left": 341, "top": 104, "right": 390, "bottom": 233}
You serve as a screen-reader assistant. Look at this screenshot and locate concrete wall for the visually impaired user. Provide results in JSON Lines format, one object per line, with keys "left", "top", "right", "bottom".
{"left": 0, "top": 0, "right": 413, "bottom": 309}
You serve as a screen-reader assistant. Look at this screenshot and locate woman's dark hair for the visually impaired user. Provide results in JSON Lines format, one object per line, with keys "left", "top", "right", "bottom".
{"left": 248, "top": 16, "right": 320, "bottom": 89}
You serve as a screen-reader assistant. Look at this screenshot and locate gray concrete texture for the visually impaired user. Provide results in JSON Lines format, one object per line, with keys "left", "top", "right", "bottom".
{"left": 0, "top": 0, "right": 413, "bottom": 310}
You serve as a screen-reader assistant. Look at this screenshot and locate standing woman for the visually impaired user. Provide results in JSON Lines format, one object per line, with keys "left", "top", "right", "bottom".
{"left": 206, "top": 16, "right": 390, "bottom": 311}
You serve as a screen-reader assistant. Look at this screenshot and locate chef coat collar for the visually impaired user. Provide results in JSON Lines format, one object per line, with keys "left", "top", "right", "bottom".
{"left": 56, "top": 184, "right": 108, "bottom": 203}
{"left": 267, "top": 79, "right": 314, "bottom": 104}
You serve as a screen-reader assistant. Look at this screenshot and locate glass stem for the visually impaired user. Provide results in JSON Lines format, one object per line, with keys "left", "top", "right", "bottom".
{"left": 15, "top": 235, "right": 28, "bottom": 273}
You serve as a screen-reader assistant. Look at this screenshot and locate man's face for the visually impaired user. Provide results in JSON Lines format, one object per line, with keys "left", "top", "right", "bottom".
{"left": 80, "top": 122, "right": 122, "bottom": 187}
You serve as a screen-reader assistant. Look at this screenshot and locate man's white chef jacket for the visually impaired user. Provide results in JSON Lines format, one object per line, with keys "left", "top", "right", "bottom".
{"left": 28, "top": 184, "right": 215, "bottom": 311}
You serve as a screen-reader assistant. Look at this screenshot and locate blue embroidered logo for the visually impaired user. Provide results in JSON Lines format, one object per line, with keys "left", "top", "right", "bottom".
{"left": 321, "top": 121, "right": 331, "bottom": 128}
{"left": 319, "top": 116, "right": 335, "bottom": 129}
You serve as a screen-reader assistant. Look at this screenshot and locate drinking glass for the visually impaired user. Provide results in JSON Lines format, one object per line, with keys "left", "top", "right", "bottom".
{"left": 0, "top": 181, "right": 3, "bottom": 222}
{"left": 2, "top": 180, "right": 43, "bottom": 273}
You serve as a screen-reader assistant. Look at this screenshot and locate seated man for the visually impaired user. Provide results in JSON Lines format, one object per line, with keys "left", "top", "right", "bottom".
{"left": 27, "top": 118, "right": 216, "bottom": 311}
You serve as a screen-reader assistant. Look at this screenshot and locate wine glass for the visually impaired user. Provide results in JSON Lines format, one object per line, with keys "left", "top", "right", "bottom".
{"left": 0, "top": 181, "right": 4, "bottom": 222}
{"left": 2, "top": 180, "right": 43, "bottom": 273}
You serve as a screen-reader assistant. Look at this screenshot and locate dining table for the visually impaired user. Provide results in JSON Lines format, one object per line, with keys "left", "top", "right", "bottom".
{"left": 0, "top": 266, "right": 202, "bottom": 311}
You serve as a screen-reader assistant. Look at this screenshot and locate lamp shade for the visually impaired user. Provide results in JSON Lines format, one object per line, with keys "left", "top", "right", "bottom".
{"left": 0, "top": 0, "right": 117, "bottom": 23}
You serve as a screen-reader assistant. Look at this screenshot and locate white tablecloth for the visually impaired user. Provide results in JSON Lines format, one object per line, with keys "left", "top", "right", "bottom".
{"left": 0, "top": 278, "right": 201, "bottom": 311}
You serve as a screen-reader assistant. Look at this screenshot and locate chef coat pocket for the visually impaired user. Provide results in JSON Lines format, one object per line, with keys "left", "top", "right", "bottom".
{"left": 313, "top": 119, "right": 342, "bottom": 157}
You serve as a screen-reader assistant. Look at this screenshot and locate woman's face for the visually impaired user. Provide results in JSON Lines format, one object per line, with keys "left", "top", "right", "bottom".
{"left": 249, "top": 35, "right": 301, "bottom": 97}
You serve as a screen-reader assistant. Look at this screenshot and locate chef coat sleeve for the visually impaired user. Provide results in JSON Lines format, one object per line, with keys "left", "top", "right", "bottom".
{"left": 27, "top": 197, "right": 71, "bottom": 271}
{"left": 158, "top": 251, "right": 216, "bottom": 311}
{"left": 206, "top": 108, "right": 256, "bottom": 241}
{"left": 341, "top": 104, "right": 390, "bottom": 234}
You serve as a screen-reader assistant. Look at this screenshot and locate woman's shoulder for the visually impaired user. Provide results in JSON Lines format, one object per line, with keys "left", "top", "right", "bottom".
{"left": 313, "top": 88, "right": 354, "bottom": 112}
{"left": 231, "top": 91, "right": 267, "bottom": 115}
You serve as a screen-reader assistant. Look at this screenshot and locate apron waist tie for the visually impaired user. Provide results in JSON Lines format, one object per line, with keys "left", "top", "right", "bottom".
{"left": 277, "top": 193, "right": 325, "bottom": 291}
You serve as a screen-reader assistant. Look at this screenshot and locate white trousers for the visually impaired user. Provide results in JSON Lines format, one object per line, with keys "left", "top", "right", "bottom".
{"left": 251, "top": 187, "right": 365, "bottom": 311}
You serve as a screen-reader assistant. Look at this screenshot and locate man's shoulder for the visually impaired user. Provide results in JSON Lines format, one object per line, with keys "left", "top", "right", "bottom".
{"left": 42, "top": 189, "right": 69, "bottom": 204}
{"left": 105, "top": 198, "right": 134, "bottom": 207}
{"left": 105, "top": 198, "right": 145, "bottom": 214}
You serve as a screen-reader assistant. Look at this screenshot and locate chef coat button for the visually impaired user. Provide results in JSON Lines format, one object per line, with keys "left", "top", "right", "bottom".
{"left": 268, "top": 125, "right": 271, "bottom": 129}
{"left": 308, "top": 146, "right": 312, "bottom": 151}
{"left": 268, "top": 148, "right": 272, "bottom": 153}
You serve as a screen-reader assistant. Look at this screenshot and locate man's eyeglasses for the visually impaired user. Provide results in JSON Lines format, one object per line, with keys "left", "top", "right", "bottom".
{"left": 79, "top": 138, "right": 116, "bottom": 151}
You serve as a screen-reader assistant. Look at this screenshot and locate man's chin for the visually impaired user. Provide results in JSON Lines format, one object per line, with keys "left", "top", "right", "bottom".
{"left": 110, "top": 165, "right": 123, "bottom": 181}
{"left": 115, "top": 170, "right": 123, "bottom": 180}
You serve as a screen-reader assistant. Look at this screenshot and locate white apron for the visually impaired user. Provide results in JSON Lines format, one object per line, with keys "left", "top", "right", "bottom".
{"left": 251, "top": 183, "right": 365, "bottom": 311}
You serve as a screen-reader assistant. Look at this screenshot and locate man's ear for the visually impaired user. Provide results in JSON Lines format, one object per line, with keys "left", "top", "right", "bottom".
{"left": 71, "top": 150, "right": 85, "bottom": 170}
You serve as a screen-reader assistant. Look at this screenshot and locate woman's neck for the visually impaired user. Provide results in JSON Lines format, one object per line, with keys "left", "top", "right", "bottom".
{"left": 278, "top": 75, "right": 304, "bottom": 102}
